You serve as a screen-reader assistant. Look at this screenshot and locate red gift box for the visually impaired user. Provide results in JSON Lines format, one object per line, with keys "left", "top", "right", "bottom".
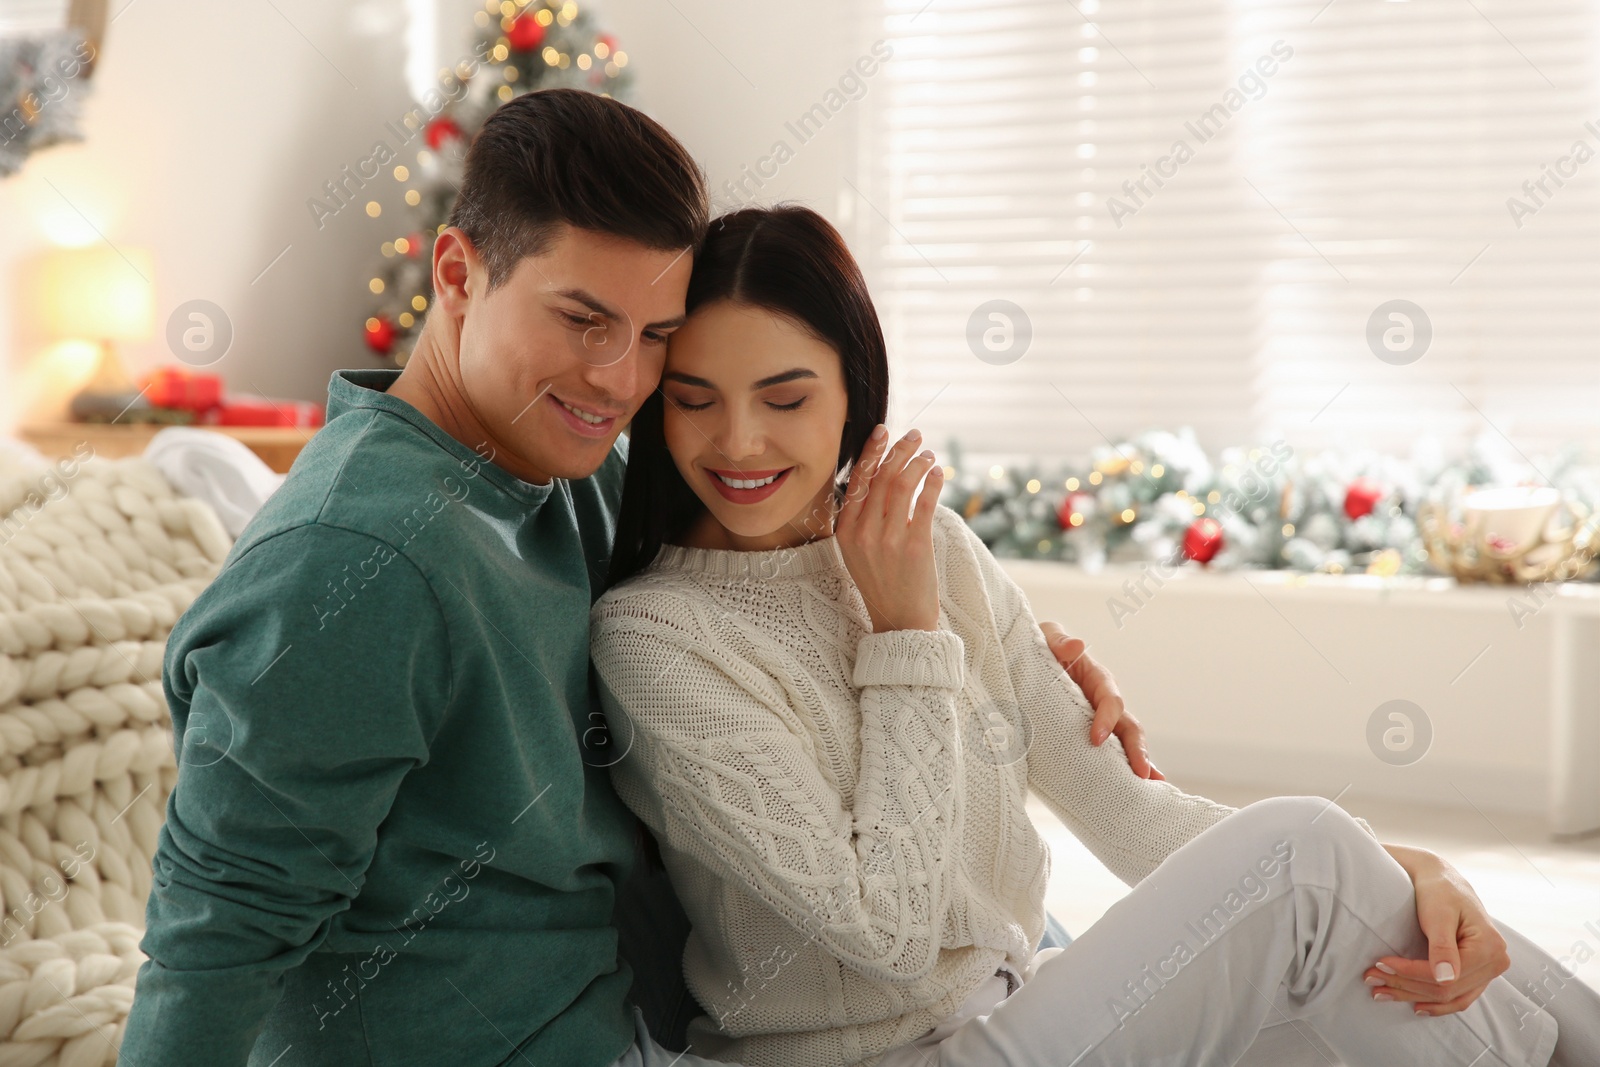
{"left": 144, "top": 367, "right": 223, "bottom": 413}
{"left": 210, "top": 396, "right": 325, "bottom": 428}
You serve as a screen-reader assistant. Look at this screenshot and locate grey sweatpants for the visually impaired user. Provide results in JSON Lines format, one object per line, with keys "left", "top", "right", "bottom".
{"left": 898, "top": 797, "right": 1598, "bottom": 1067}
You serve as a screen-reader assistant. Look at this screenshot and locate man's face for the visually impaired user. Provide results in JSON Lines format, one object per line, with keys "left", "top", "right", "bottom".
{"left": 454, "top": 225, "right": 693, "bottom": 483}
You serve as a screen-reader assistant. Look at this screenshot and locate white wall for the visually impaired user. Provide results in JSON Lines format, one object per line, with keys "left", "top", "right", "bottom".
{"left": 1005, "top": 560, "right": 1596, "bottom": 827}
{"left": 0, "top": 0, "right": 864, "bottom": 434}
{"left": 593, "top": 0, "right": 871, "bottom": 223}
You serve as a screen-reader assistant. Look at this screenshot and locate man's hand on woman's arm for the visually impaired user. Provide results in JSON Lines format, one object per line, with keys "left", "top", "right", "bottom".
{"left": 1038, "top": 621, "right": 1164, "bottom": 780}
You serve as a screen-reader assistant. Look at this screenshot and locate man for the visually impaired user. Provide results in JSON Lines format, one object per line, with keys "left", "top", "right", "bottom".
{"left": 121, "top": 88, "right": 1154, "bottom": 1067}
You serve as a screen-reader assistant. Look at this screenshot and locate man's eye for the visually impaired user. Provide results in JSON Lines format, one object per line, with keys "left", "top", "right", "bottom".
{"left": 561, "top": 311, "right": 596, "bottom": 328}
{"left": 643, "top": 331, "right": 668, "bottom": 346}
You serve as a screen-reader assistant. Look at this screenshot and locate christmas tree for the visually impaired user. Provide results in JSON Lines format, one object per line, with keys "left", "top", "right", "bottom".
{"left": 0, "top": 29, "right": 96, "bottom": 178}
{"left": 359, "top": 0, "right": 634, "bottom": 363}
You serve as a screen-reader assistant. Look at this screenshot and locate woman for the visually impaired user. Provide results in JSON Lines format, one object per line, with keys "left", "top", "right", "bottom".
{"left": 591, "top": 206, "right": 1597, "bottom": 1067}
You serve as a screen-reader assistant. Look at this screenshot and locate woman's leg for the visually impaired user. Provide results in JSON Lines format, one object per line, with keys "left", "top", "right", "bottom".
{"left": 930, "top": 796, "right": 1561, "bottom": 1067}
{"left": 1232, "top": 1018, "right": 1339, "bottom": 1066}
{"left": 1497, "top": 922, "right": 1600, "bottom": 1067}
{"left": 1230, "top": 922, "right": 1600, "bottom": 1067}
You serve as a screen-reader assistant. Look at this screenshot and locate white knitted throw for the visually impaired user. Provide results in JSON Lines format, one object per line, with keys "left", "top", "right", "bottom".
{"left": 592, "top": 506, "right": 1245, "bottom": 1067}
{"left": 0, "top": 448, "right": 229, "bottom": 1066}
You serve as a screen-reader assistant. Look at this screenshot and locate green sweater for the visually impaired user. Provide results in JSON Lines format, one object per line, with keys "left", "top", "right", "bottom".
{"left": 120, "top": 370, "right": 639, "bottom": 1067}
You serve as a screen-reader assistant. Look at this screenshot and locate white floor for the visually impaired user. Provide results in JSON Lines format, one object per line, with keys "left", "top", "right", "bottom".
{"left": 1032, "top": 781, "right": 1600, "bottom": 995}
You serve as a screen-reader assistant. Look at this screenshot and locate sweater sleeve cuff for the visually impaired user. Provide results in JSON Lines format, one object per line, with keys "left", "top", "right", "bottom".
{"left": 1354, "top": 815, "right": 1378, "bottom": 840}
{"left": 853, "top": 629, "right": 965, "bottom": 689}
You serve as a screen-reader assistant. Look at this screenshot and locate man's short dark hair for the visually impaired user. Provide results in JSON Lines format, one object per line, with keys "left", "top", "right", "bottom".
{"left": 447, "top": 88, "right": 708, "bottom": 289}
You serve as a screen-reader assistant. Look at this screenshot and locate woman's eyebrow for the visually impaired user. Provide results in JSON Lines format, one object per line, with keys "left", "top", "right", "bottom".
{"left": 752, "top": 369, "right": 819, "bottom": 388}
{"left": 663, "top": 371, "right": 715, "bottom": 387}
{"left": 662, "top": 368, "right": 819, "bottom": 390}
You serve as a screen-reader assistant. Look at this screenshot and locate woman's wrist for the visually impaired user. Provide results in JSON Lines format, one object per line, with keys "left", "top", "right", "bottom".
{"left": 1383, "top": 842, "right": 1446, "bottom": 880}
{"left": 869, "top": 616, "right": 939, "bottom": 634}
{"left": 863, "top": 600, "right": 939, "bottom": 633}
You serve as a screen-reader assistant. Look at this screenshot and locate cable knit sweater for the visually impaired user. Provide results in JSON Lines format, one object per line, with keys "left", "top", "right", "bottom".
{"left": 591, "top": 505, "right": 1338, "bottom": 1067}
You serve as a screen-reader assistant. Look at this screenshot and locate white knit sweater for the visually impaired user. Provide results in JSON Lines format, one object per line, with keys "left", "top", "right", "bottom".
{"left": 591, "top": 506, "right": 1267, "bottom": 1066}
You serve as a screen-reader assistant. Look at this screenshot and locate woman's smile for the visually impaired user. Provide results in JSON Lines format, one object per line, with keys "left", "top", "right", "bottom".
{"left": 704, "top": 466, "right": 794, "bottom": 503}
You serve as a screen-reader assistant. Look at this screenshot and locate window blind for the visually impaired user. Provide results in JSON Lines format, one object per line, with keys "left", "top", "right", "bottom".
{"left": 853, "top": 0, "right": 1600, "bottom": 463}
{"left": 0, "top": 2, "right": 69, "bottom": 34}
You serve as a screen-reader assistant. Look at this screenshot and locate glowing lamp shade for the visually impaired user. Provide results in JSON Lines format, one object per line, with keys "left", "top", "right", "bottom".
{"left": 38, "top": 246, "right": 155, "bottom": 342}
{"left": 35, "top": 246, "right": 156, "bottom": 420}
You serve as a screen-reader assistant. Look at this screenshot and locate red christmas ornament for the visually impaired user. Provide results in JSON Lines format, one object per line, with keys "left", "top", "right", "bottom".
{"left": 598, "top": 34, "right": 619, "bottom": 52}
{"left": 1183, "top": 517, "right": 1224, "bottom": 564}
{"left": 404, "top": 231, "right": 425, "bottom": 257}
{"left": 1343, "top": 478, "right": 1384, "bottom": 520}
{"left": 507, "top": 15, "right": 545, "bottom": 51}
{"left": 424, "top": 116, "right": 463, "bottom": 151}
{"left": 1056, "top": 491, "right": 1093, "bottom": 530}
{"left": 364, "top": 316, "right": 396, "bottom": 355}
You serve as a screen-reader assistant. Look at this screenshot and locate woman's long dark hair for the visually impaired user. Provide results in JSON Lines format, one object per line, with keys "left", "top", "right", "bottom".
{"left": 605, "top": 205, "right": 890, "bottom": 589}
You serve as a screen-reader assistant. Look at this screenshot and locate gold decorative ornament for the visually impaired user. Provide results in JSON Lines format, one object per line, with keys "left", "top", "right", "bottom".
{"left": 1418, "top": 486, "right": 1598, "bottom": 584}
{"left": 1095, "top": 455, "right": 1130, "bottom": 477}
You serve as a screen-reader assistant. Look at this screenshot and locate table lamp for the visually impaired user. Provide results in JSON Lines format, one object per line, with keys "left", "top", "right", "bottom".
{"left": 37, "top": 245, "right": 155, "bottom": 422}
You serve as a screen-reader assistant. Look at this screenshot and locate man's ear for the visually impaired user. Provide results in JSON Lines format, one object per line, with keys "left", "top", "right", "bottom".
{"left": 432, "top": 226, "right": 480, "bottom": 316}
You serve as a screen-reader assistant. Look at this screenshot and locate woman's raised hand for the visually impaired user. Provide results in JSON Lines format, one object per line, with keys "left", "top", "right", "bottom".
{"left": 836, "top": 425, "right": 943, "bottom": 634}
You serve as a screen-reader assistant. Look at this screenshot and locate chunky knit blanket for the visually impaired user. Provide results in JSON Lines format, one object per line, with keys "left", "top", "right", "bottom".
{"left": 0, "top": 447, "right": 229, "bottom": 1066}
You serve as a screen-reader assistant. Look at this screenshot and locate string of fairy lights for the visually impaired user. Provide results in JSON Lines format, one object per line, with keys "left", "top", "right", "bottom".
{"left": 360, "top": 0, "right": 632, "bottom": 362}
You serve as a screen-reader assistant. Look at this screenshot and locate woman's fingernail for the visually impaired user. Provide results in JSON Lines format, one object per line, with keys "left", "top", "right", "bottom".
{"left": 1434, "top": 962, "right": 1455, "bottom": 983}
{"left": 1374, "top": 993, "right": 1394, "bottom": 1002}
{"left": 871, "top": 424, "right": 887, "bottom": 440}
{"left": 1375, "top": 962, "right": 1397, "bottom": 975}
{"left": 1364, "top": 976, "right": 1384, "bottom": 986}
{"left": 919, "top": 449, "right": 935, "bottom": 460}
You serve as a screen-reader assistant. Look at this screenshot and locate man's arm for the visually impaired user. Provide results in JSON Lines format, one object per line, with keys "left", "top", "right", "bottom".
{"left": 122, "top": 524, "right": 449, "bottom": 1066}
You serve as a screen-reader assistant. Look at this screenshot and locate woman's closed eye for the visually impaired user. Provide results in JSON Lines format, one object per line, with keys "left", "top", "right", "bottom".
{"left": 666, "top": 393, "right": 809, "bottom": 412}
{"left": 667, "top": 392, "right": 714, "bottom": 412}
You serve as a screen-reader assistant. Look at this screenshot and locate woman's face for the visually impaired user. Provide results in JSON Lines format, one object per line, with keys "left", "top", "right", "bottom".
{"left": 661, "top": 299, "right": 851, "bottom": 551}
